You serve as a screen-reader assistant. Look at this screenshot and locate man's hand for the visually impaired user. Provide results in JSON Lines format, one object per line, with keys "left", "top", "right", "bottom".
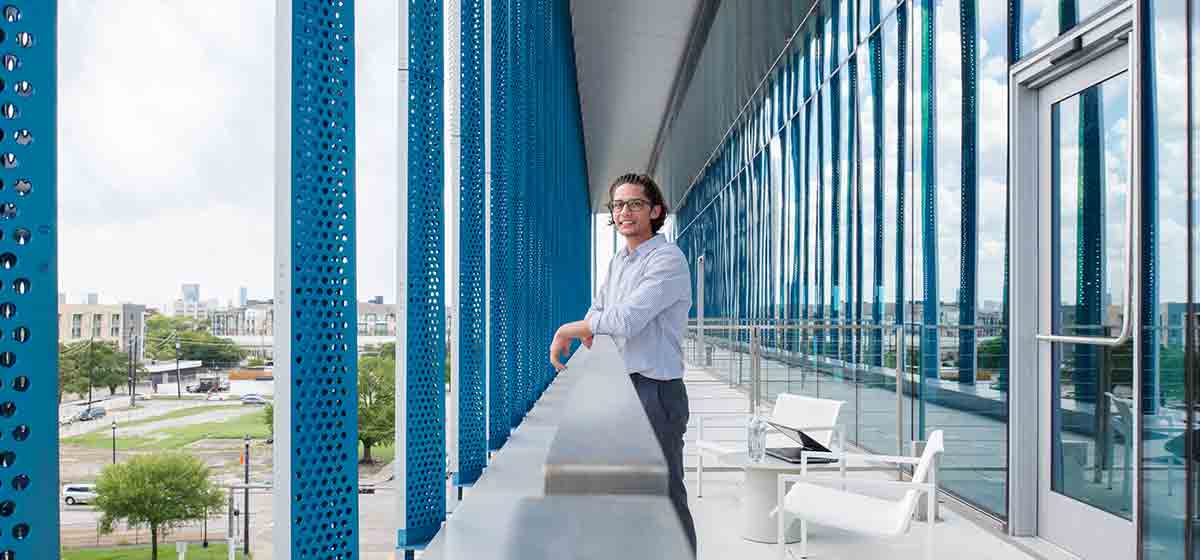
{"left": 548, "top": 320, "right": 595, "bottom": 370}
{"left": 549, "top": 333, "right": 572, "bottom": 371}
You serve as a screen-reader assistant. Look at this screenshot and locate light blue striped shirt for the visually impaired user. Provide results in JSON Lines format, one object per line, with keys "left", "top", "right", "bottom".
{"left": 586, "top": 234, "right": 692, "bottom": 380}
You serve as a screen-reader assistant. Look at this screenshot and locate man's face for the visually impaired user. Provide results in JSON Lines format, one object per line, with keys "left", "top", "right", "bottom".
{"left": 611, "top": 183, "right": 662, "bottom": 239}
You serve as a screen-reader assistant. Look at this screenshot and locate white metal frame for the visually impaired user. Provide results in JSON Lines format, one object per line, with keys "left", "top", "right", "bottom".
{"left": 272, "top": 1, "right": 294, "bottom": 557}
{"left": 1008, "top": 1, "right": 1139, "bottom": 555}
{"left": 445, "top": 0, "right": 462, "bottom": 483}
{"left": 394, "top": 0, "right": 412, "bottom": 538}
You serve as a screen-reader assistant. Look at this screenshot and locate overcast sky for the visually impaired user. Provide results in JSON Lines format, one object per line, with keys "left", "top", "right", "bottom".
{"left": 56, "top": 0, "right": 1189, "bottom": 312}
{"left": 59, "top": 1, "right": 400, "bottom": 310}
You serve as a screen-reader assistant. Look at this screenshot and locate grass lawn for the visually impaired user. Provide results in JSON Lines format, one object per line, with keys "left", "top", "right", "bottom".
{"left": 359, "top": 441, "right": 395, "bottom": 466}
{"left": 120, "top": 405, "right": 243, "bottom": 429}
{"left": 63, "top": 542, "right": 248, "bottom": 559}
{"left": 63, "top": 409, "right": 270, "bottom": 451}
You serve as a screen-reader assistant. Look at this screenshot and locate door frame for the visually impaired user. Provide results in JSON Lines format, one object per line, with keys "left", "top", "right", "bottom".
{"left": 1008, "top": 0, "right": 1141, "bottom": 549}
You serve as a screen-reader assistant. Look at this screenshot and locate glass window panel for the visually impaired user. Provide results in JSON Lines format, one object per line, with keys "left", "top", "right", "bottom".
{"left": 1142, "top": 1, "right": 1192, "bottom": 556}
{"left": 1049, "top": 71, "right": 1131, "bottom": 520}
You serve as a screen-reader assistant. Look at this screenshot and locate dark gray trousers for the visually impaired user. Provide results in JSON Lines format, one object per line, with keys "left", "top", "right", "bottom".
{"left": 629, "top": 373, "right": 697, "bottom": 555}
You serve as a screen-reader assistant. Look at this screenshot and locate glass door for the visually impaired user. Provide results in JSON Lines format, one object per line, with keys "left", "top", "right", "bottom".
{"left": 1036, "top": 33, "right": 1136, "bottom": 560}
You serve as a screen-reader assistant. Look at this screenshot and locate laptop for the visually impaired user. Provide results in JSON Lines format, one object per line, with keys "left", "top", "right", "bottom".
{"left": 764, "top": 420, "right": 838, "bottom": 464}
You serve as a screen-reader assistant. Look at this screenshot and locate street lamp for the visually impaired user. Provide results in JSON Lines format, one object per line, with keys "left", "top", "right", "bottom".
{"left": 110, "top": 420, "right": 116, "bottom": 464}
{"left": 243, "top": 434, "right": 250, "bottom": 557}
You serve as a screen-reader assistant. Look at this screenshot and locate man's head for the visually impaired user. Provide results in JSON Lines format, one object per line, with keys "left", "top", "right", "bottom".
{"left": 606, "top": 173, "right": 668, "bottom": 240}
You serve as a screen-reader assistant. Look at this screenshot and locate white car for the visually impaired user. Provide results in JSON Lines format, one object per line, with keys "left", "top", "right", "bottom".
{"left": 241, "top": 394, "right": 269, "bottom": 406}
{"left": 205, "top": 393, "right": 226, "bottom": 401}
{"left": 62, "top": 484, "right": 97, "bottom": 505}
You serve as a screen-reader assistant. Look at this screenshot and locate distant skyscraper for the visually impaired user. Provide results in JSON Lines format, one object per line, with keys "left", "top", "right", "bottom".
{"left": 182, "top": 283, "right": 200, "bottom": 304}
{"left": 239, "top": 286, "right": 248, "bottom": 308}
{"left": 369, "top": 295, "right": 384, "bottom": 305}
{"left": 86, "top": 293, "right": 98, "bottom": 305}
{"left": 58, "top": 292, "right": 66, "bottom": 305}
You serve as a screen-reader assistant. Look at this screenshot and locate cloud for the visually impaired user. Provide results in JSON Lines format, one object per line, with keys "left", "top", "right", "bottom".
{"left": 58, "top": 1, "right": 401, "bottom": 308}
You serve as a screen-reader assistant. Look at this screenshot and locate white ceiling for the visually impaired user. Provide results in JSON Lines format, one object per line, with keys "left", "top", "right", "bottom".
{"left": 570, "top": 0, "right": 702, "bottom": 211}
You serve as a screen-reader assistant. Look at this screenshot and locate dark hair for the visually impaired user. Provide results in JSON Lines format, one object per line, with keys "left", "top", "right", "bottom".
{"left": 606, "top": 173, "right": 668, "bottom": 234}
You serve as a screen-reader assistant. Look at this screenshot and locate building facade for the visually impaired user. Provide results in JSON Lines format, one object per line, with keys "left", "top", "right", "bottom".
{"left": 58, "top": 303, "right": 146, "bottom": 361}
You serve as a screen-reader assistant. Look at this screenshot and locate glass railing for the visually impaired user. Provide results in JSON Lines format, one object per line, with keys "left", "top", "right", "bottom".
{"left": 684, "top": 319, "right": 1008, "bottom": 518}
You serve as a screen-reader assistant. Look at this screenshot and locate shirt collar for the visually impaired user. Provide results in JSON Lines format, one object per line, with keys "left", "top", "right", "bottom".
{"left": 620, "top": 234, "right": 666, "bottom": 259}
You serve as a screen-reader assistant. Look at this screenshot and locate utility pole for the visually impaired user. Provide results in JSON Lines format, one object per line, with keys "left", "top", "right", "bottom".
{"left": 85, "top": 336, "right": 95, "bottom": 409}
{"left": 175, "top": 335, "right": 182, "bottom": 400}
{"left": 127, "top": 335, "right": 135, "bottom": 408}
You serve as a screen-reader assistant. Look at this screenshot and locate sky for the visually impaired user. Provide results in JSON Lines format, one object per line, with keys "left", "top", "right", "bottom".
{"left": 56, "top": 0, "right": 1191, "bottom": 313}
{"left": 58, "top": 1, "right": 400, "bottom": 310}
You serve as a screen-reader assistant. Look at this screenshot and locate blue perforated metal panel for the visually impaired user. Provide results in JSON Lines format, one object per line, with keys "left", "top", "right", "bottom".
{"left": 456, "top": 0, "right": 487, "bottom": 487}
{"left": 399, "top": 0, "right": 446, "bottom": 549}
{"left": 287, "top": 1, "right": 359, "bottom": 558}
{"left": 487, "top": 0, "right": 512, "bottom": 452}
{"left": 484, "top": 0, "right": 590, "bottom": 444}
{"left": 0, "top": 3, "right": 56, "bottom": 556}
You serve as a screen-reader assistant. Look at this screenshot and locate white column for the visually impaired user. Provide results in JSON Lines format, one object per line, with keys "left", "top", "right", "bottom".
{"left": 394, "top": 0, "right": 412, "bottom": 537}
{"left": 445, "top": 0, "right": 462, "bottom": 480}
{"left": 271, "top": 1, "right": 294, "bottom": 557}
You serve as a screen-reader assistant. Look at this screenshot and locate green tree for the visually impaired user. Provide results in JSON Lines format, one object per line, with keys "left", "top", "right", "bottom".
{"left": 358, "top": 354, "right": 395, "bottom": 464}
{"left": 883, "top": 346, "right": 921, "bottom": 370}
{"left": 263, "top": 402, "right": 274, "bottom": 437}
{"left": 95, "top": 453, "right": 225, "bottom": 560}
{"left": 977, "top": 337, "right": 1007, "bottom": 370}
{"left": 59, "top": 341, "right": 135, "bottom": 399}
{"left": 144, "top": 315, "right": 245, "bottom": 365}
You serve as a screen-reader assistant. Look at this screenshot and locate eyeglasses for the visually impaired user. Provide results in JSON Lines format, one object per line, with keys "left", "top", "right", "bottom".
{"left": 607, "top": 198, "right": 651, "bottom": 213}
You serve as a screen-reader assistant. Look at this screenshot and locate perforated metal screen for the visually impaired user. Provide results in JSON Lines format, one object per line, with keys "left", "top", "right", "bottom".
{"left": 398, "top": 0, "right": 446, "bottom": 549}
{"left": 286, "top": 0, "right": 359, "bottom": 557}
{"left": 487, "top": 0, "right": 512, "bottom": 451}
{"left": 486, "top": 0, "right": 590, "bottom": 436}
{"left": 0, "top": 2, "right": 56, "bottom": 557}
{"left": 456, "top": 0, "right": 487, "bottom": 487}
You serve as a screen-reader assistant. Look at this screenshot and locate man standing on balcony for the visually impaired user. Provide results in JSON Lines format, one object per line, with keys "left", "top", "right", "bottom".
{"left": 550, "top": 172, "right": 696, "bottom": 554}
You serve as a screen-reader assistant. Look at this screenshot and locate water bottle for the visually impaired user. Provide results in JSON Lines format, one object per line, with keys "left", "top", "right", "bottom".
{"left": 747, "top": 412, "right": 768, "bottom": 462}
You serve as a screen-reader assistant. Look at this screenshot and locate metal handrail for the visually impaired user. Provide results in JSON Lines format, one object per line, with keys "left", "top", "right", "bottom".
{"left": 1035, "top": 24, "right": 1138, "bottom": 348}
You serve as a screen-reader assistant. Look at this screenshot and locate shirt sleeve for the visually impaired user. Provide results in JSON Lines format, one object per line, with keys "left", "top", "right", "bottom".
{"left": 588, "top": 249, "right": 689, "bottom": 338}
{"left": 584, "top": 259, "right": 610, "bottom": 324}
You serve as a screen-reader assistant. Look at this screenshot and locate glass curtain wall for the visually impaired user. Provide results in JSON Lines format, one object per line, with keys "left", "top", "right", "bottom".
{"left": 666, "top": 0, "right": 1196, "bottom": 541}
{"left": 668, "top": 0, "right": 1011, "bottom": 518}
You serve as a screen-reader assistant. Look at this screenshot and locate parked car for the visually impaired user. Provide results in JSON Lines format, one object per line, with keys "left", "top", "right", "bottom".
{"left": 241, "top": 394, "right": 269, "bottom": 406}
{"left": 133, "top": 393, "right": 150, "bottom": 401}
{"left": 73, "top": 407, "right": 106, "bottom": 422}
{"left": 205, "top": 393, "right": 227, "bottom": 401}
{"left": 62, "top": 484, "right": 97, "bottom": 505}
{"left": 59, "top": 414, "right": 75, "bottom": 426}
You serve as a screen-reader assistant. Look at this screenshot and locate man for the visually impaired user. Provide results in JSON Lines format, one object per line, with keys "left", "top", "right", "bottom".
{"left": 549, "top": 173, "right": 696, "bottom": 554}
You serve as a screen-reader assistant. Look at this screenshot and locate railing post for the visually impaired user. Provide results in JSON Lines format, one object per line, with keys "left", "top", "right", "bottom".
{"left": 896, "top": 324, "right": 906, "bottom": 470}
{"left": 697, "top": 255, "right": 707, "bottom": 366}
{"left": 750, "top": 326, "right": 761, "bottom": 414}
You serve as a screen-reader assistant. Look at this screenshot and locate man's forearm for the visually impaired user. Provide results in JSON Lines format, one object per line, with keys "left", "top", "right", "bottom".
{"left": 556, "top": 319, "right": 593, "bottom": 340}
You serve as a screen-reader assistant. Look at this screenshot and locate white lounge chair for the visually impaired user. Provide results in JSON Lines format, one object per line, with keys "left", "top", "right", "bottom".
{"left": 695, "top": 393, "right": 845, "bottom": 498}
{"left": 774, "top": 430, "right": 945, "bottom": 559}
